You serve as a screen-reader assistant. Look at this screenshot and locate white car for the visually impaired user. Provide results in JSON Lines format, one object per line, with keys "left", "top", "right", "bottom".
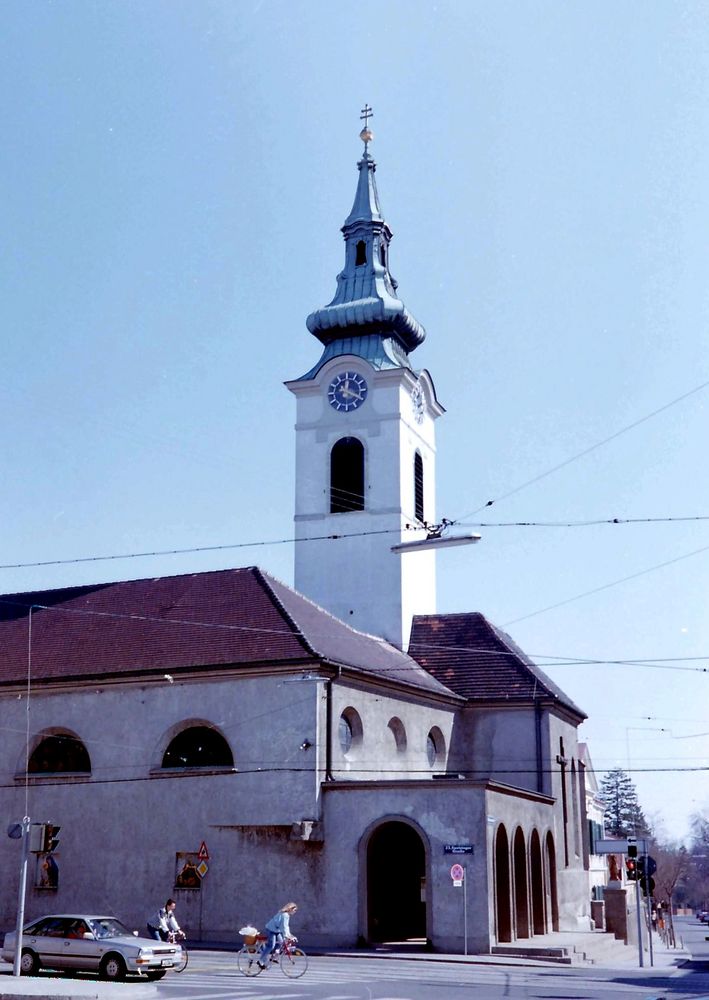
{"left": 2, "top": 914, "right": 183, "bottom": 980}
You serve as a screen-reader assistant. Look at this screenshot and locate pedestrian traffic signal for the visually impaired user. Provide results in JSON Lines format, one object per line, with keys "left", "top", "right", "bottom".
{"left": 42, "top": 824, "right": 60, "bottom": 853}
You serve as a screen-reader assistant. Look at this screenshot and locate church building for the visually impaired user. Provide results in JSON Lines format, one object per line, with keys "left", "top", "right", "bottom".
{"left": 0, "top": 118, "right": 594, "bottom": 955}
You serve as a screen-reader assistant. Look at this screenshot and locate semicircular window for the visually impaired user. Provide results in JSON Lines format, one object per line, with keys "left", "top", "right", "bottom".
{"left": 28, "top": 733, "right": 91, "bottom": 774}
{"left": 162, "top": 726, "right": 234, "bottom": 769}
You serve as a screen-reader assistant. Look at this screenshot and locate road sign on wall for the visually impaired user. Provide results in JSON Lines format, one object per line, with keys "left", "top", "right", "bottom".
{"left": 450, "top": 863, "right": 465, "bottom": 883}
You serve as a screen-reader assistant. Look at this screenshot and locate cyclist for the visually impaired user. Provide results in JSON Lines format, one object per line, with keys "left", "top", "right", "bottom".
{"left": 146, "top": 898, "right": 183, "bottom": 941}
{"left": 257, "top": 902, "right": 298, "bottom": 969}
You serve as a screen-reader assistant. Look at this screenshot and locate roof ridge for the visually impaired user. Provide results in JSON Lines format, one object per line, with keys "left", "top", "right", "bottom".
{"left": 0, "top": 566, "right": 261, "bottom": 604}
{"left": 251, "top": 567, "right": 319, "bottom": 658}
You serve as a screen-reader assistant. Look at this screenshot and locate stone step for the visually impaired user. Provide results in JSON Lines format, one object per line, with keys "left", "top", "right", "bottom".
{"left": 490, "top": 945, "right": 586, "bottom": 965}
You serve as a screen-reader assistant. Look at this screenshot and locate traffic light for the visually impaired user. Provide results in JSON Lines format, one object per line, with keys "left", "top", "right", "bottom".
{"left": 42, "top": 824, "right": 60, "bottom": 853}
{"left": 626, "top": 844, "right": 638, "bottom": 881}
{"left": 638, "top": 856, "right": 657, "bottom": 896}
{"left": 625, "top": 857, "right": 638, "bottom": 881}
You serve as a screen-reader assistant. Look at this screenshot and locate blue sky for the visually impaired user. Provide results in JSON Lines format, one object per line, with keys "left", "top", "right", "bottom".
{"left": 2, "top": 0, "right": 708, "bottom": 842}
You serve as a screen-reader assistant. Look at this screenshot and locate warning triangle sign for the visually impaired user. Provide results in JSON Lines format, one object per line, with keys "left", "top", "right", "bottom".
{"left": 197, "top": 841, "right": 209, "bottom": 861}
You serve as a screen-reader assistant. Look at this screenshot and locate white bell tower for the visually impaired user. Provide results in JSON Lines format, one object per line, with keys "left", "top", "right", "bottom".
{"left": 286, "top": 113, "right": 444, "bottom": 649}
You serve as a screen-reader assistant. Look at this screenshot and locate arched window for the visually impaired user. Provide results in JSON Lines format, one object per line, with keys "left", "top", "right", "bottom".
{"left": 355, "top": 240, "right": 367, "bottom": 266}
{"left": 426, "top": 726, "right": 445, "bottom": 767}
{"left": 339, "top": 707, "right": 363, "bottom": 754}
{"left": 379, "top": 243, "right": 386, "bottom": 267}
{"left": 387, "top": 717, "right": 407, "bottom": 753}
{"left": 162, "top": 726, "right": 233, "bottom": 769}
{"left": 330, "top": 437, "right": 365, "bottom": 513}
{"left": 414, "top": 451, "right": 424, "bottom": 522}
{"left": 28, "top": 733, "right": 91, "bottom": 774}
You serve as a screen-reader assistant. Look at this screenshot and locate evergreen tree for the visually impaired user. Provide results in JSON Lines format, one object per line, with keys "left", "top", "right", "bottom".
{"left": 599, "top": 767, "right": 649, "bottom": 837}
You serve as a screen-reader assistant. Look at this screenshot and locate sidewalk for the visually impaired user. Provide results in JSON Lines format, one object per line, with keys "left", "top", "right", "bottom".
{"left": 312, "top": 928, "right": 689, "bottom": 971}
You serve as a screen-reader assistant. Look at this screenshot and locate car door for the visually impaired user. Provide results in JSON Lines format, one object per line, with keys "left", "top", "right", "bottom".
{"left": 60, "top": 920, "right": 97, "bottom": 971}
{"left": 26, "top": 917, "right": 73, "bottom": 969}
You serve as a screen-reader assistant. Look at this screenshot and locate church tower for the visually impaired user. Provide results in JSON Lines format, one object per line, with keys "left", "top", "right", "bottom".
{"left": 286, "top": 112, "right": 444, "bottom": 649}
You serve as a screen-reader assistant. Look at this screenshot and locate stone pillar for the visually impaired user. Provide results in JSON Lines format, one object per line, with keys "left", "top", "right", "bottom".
{"left": 591, "top": 900, "right": 605, "bottom": 930}
{"left": 604, "top": 887, "right": 628, "bottom": 942}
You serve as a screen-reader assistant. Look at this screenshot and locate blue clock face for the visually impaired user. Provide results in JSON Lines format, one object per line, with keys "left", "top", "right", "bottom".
{"left": 327, "top": 371, "right": 368, "bottom": 412}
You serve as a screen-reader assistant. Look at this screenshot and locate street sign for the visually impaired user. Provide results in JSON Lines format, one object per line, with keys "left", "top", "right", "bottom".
{"left": 595, "top": 838, "right": 648, "bottom": 855}
{"left": 197, "top": 841, "right": 209, "bottom": 861}
{"left": 450, "top": 863, "right": 464, "bottom": 882}
{"left": 197, "top": 861, "right": 209, "bottom": 879}
{"left": 444, "top": 844, "right": 474, "bottom": 855}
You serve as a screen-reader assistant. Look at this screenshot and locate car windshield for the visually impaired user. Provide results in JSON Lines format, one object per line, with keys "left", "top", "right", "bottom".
{"left": 87, "top": 918, "right": 132, "bottom": 939}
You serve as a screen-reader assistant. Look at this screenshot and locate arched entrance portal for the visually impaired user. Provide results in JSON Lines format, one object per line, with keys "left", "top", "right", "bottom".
{"left": 530, "top": 829, "right": 545, "bottom": 934}
{"left": 367, "top": 821, "right": 426, "bottom": 942}
{"left": 494, "top": 824, "right": 512, "bottom": 942}
{"left": 513, "top": 827, "right": 530, "bottom": 939}
{"left": 545, "top": 831, "right": 559, "bottom": 931}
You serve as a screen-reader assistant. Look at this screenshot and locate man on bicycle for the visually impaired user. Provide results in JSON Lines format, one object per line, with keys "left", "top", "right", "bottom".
{"left": 147, "top": 898, "right": 184, "bottom": 941}
{"left": 257, "top": 902, "right": 297, "bottom": 968}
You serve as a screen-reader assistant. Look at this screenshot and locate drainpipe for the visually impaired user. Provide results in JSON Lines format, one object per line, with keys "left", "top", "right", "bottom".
{"left": 325, "top": 668, "right": 339, "bottom": 781}
{"left": 534, "top": 699, "right": 543, "bottom": 793}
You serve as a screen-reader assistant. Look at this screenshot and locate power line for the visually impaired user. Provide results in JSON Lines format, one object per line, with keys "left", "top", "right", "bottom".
{"left": 504, "top": 540, "right": 709, "bottom": 626}
{"left": 462, "top": 515, "right": 709, "bottom": 528}
{"left": 452, "top": 376, "right": 709, "bottom": 520}
{"left": 1, "top": 510, "right": 707, "bottom": 575}
{"left": 1, "top": 762, "right": 706, "bottom": 792}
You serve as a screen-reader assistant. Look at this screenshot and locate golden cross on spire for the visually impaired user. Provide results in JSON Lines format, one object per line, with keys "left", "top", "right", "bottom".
{"left": 359, "top": 104, "right": 374, "bottom": 150}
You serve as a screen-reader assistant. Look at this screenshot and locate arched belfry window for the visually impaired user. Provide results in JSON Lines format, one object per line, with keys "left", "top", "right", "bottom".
{"left": 379, "top": 243, "right": 386, "bottom": 267}
{"left": 355, "top": 240, "right": 367, "bottom": 266}
{"left": 28, "top": 733, "right": 91, "bottom": 774}
{"left": 162, "top": 725, "right": 233, "bottom": 769}
{"left": 414, "top": 451, "right": 424, "bottom": 522}
{"left": 331, "top": 437, "right": 365, "bottom": 513}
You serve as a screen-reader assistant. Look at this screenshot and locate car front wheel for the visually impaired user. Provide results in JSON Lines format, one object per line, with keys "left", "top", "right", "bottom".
{"left": 144, "top": 970, "right": 167, "bottom": 981}
{"left": 20, "top": 949, "right": 40, "bottom": 976}
{"left": 100, "top": 954, "right": 127, "bottom": 981}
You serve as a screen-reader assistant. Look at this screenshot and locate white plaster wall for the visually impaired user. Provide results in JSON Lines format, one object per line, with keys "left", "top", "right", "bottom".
{"left": 329, "top": 681, "right": 459, "bottom": 780}
{"left": 289, "top": 357, "right": 439, "bottom": 648}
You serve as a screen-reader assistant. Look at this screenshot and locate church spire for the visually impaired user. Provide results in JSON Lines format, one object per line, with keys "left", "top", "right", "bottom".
{"left": 305, "top": 107, "right": 426, "bottom": 360}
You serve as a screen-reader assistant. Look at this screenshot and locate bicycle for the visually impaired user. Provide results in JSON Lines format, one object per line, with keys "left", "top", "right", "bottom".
{"left": 237, "top": 933, "right": 308, "bottom": 979}
{"left": 167, "top": 930, "right": 188, "bottom": 973}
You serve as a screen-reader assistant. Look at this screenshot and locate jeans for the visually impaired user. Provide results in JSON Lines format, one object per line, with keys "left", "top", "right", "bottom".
{"left": 258, "top": 930, "right": 282, "bottom": 963}
{"left": 147, "top": 925, "right": 164, "bottom": 941}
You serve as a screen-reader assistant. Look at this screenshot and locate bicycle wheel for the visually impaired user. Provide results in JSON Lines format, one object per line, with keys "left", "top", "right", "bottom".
{"left": 279, "top": 947, "right": 308, "bottom": 978}
{"left": 237, "top": 946, "right": 263, "bottom": 977}
{"left": 173, "top": 947, "right": 188, "bottom": 973}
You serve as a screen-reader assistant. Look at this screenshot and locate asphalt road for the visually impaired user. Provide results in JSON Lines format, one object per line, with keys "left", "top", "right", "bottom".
{"left": 2, "top": 917, "right": 708, "bottom": 1000}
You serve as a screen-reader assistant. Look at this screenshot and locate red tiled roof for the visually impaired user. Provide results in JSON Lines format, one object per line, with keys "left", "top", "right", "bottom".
{"left": 408, "top": 612, "right": 585, "bottom": 718}
{"left": 0, "top": 567, "right": 456, "bottom": 698}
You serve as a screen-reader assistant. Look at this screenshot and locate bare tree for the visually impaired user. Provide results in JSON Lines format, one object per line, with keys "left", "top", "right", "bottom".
{"left": 649, "top": 842, "right": 692, "bottom": 946}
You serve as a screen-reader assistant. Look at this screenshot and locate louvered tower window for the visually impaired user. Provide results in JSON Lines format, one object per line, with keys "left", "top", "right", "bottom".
{"left": 414, "top": 451, "right": 424, "bottom": 522}
{"left": 330, "top": 437, "right": 365, "bottom": 513}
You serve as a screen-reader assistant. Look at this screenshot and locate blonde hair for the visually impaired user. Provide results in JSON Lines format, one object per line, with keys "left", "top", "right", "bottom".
{"left": 281, "top": 902, "right": 297, "bottom": 913}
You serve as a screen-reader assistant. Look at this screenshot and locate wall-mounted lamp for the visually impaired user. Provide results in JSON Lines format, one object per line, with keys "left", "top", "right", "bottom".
{"left": 299, "top": 739, "right": 313, "bottom": 752}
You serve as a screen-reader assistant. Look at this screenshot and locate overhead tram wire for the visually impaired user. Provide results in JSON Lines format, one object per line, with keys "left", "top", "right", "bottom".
{"left": 503, "top": 539, "right": 709, "bottom": 626}
{"left": 0, "top": 762, "right": 704, "bottom": 792}
{"left": 450, "top": 376, "right": 709, "bottom": 522}
{"left": 2, "top": 512, "right": 708, "bottom": 574}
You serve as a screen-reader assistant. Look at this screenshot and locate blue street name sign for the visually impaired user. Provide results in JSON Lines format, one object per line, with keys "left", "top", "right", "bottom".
{"left": 444, "top": 844, "right": 474, "bottom": 855}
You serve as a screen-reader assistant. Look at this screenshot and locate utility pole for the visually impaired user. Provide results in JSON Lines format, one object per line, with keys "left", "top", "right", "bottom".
{"left": 13, "top": 816, "right": 31, "bottom": 977}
